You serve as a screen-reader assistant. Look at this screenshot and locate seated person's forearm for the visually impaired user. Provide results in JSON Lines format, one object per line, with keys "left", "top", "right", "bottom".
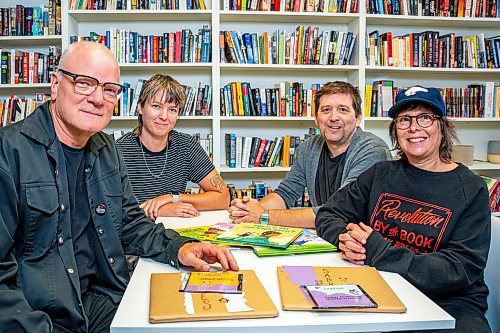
{"left": 268, "top": 208, "right": 316, "bottom": 229}
{"left": 260, "top": 193, "right": 287, "bottom": 209}
{"left": 176, "top": 190, "right": 230, "bottom": 210}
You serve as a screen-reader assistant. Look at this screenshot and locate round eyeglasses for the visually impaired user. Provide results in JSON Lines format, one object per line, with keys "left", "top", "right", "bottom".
{"left": 58, "top": 69, "right": 125, "bottom": 102}
{"left": 394, "top": 114, "right": 441, "bottom": 130}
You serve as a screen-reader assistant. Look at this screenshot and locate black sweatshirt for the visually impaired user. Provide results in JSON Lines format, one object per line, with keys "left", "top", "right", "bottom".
{"left": 316, "top": 160, "right": 491, "bottom": 311}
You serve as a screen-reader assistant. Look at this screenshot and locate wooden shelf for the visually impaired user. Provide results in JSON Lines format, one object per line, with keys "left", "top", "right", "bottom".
{"left": 68, "top": 9, "right": 211, "bottom": 21}
{"left": 220, "top": 63, "right": 359, "bottom": 72}
{"left": 112, "top": 115, "right": 213, "bottom": 120}
{"left": 0, "top": 35, "right": 63, "bottom": 46}
{"left": 469, "top": 161, "right": 500, "bottom": 171}
{"left": 118, "top": 63, "right": 212, "bottom": 70}
{"left": 366, "top": 14, "right": 500, "bottom": 28}
{"left": 220, "top": 11, "right": 359, "bottom": 24}
{"left": 365, "top": 117, "right": 500, "bottom": 122}
{"left": 219, "top": 166, "right": 291, "bottom": 173}
{"left": 0, "top": 83, "right": 51, "bottom": 89}
{"left": 220, "top": 116, "right": 315, "bottom": 121}
{"left": 365, "top": 66, "right": 500, "bottom": 74}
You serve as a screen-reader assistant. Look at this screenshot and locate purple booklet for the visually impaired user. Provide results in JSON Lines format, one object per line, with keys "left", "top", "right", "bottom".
{"left": 179, "top": 272, "right": 243, "bottom": 294}
{"left": 303, "top": 284, "right": 377, "bottom": 309}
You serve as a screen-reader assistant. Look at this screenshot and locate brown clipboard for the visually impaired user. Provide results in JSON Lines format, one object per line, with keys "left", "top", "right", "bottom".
{"left": 149, "top": 270, "right": 278, "bottom": 323}
{"left": 277, "top": 266, "right": 407, "bottom": 313}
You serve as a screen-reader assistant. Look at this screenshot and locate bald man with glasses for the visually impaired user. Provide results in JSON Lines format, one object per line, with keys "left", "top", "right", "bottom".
{"left": 0, "top": 41, "right": 238, "bottom": 333}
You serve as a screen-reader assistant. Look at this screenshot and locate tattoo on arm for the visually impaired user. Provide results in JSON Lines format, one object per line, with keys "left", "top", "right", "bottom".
{"left": 210, "top": 174, "right": 225, "bottom": 191}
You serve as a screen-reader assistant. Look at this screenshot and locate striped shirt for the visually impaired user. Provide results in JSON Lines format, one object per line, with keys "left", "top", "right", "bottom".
{"left": 116, "top": 130, "right": 214, "bottom": 203}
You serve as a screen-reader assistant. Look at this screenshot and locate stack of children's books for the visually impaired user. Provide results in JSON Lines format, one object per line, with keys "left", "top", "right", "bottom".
{"left": 175, "top": 222, "right": 336, "bottom": 256}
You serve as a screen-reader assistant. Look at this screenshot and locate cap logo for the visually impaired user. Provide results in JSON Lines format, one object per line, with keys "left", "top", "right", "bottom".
{"left": 405, "top": 87, "right": 428, "bottom": 96}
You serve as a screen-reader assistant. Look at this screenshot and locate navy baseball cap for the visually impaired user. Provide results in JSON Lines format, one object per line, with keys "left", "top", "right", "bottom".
{"left": 388, "top": 86, "right": 446, "bottom": 118}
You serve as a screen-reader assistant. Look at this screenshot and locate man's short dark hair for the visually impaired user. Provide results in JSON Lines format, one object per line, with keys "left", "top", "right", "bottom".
{"left": 313, "top": 81, "right": 362, "bottom": 117}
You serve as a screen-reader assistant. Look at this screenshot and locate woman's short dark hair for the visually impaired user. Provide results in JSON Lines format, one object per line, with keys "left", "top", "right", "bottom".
{"left": 133, "top": 74, "right": 186, "bottom": 137}
{"left": 389, "top": 105, "right": 458, "bottom": 163}
{"left": 313, "top": 81, "right": 362, "bottom": 117}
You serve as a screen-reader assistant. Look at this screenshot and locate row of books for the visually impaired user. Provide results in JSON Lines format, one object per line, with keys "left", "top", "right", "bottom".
{"left": 364, "top": 81, "right": 500, "bottom": 118}
{"left": 192, "top": 132, "right": 213, "bottom": 161}
{"left": 481, "top": 176, "right": 500, "bottom": 213}
{"left": 227, "top": 181, "right": 313, "bottom": 207}
{"left": 0, "top": 46, "right": 61, "bottom": 85}
{"left": 223, "top": 0, "right": 359, "bottom": 13}
{"left": 71, "top": 26, "right": 212, "bottom": 64}
{"left": 0, "top": 2, "right": 61, "bottom": 36}
{"left": 227, "top": 181, "right": 271, "bottom": 201}
{"left": 220, "top": 81, "right": 320, "bottom": 117}
{"left": 367, "top": 0, "right": 499, "bottom": 17}
{"left": 225, "top": 133, "right": 305, "bottom": 169}
{"left": 69, "top": 0, "right": 207, "bottom": 9}
{"left": 114, "top": 79, "right": 212, "bottom": 117}
{"left": 367, "top": 31, "right": 500, "bottom": 69}
{"left": 221, "top": 27, "right": 357, "bottom": 66}
{"left": 0, "top": 93, "right": 50, "bottom": 128}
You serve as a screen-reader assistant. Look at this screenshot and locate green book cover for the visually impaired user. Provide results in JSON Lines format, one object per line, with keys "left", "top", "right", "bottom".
{"left": 175, "top": 223, "right": 244, "bottom": 248}
{"left": 252, "top": 228, "right": 336, "bottom": 257}
{"left": 217, "top": 223, "right": 302, "bottom": 249}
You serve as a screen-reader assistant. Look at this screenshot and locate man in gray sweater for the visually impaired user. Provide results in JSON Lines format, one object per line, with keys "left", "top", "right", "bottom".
{"left": 228, "top": 81, "right": 392, "bottom": 228}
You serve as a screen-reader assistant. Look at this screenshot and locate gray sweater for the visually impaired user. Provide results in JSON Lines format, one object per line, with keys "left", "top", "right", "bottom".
{"left": 273, "top": 127, "right": 392, "bottom": 214}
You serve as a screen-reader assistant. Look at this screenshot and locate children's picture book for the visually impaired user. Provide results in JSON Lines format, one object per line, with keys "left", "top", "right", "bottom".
{"left": 303, "top": 284, "right": 377, "bottom": 309}
{"left": 180, "top": 272, "right": 243, "bottom": 294}
{"left": 216, "top": 223, "right": 303, "bottom": 249}
{"left": 481, "top": 175, "right": 500, "bottom": 212}
{"left": 175, "top": 223, "right": 245, "bottom": 247}
{"left": 252, "top": 228, "right": 336, "bottom": 256}
{"left": 277, "top": 266, "right": 406, "bottom": 313}
{"left": 149, "top": 270, "right": 278, "bottom": 323}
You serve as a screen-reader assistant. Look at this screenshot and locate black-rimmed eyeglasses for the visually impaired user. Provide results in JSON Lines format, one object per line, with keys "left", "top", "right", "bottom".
{"left": 58, "top": 69, "right": 125, "bottom": 102}
{"left": 394, "top": 114, "right": 441, "bottom": 130}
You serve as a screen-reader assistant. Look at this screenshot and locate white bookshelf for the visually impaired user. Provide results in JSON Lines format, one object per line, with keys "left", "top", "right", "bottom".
{"left": 1, "top": 0, "right": 498, "bottom": 187}
{"left": 365, "top": 11, "right": 499, "bottom": 179}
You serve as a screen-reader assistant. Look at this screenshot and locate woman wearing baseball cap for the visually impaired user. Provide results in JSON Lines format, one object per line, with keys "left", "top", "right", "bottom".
{"left": 316, "top": 86, "right": 491, "bottom": 332}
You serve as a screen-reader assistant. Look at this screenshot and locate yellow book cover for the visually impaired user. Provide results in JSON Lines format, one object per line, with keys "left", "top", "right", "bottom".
{"left": 180, "top": 272, "right": 243, "bottom": 294}
{"left": 277, "top": 266, "right": 407, "bottom": 313}
{"left": 217, "top": 223, "right": 302, "bottom": 248}
{"left": 280, "top": 135, "right": 290, "bottom": 167}
{"left": 364, "top": 84, "right": 373, "bottom": 117}
{"left": 263, "top": 32, "right": 269, "bottom": 64}
{"left": 236, "top": 82, "right": 245, "bottom": 116}
{"left": 230, "top": 82, "right": 239, "bottom": 116}
{"left": 297, "top": 25, "right": 304, "bottom": 64}
{"left": 175, "top": 224, "right": 246, "bottom": 248}
{"left": 149, "top": 270, "right": 278, "bottom": 323}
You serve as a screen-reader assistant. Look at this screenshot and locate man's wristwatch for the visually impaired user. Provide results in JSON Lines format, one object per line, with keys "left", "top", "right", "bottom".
{"left": 259, "top": 210, "right": 269, "bottom": 225}
{"left": 172, "top": 194, "right": 180, "bottom": 204}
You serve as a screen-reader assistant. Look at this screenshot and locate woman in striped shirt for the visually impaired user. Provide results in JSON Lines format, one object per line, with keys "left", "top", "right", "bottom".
{"left": 117, "top": 74, "right": 229, "bottom": 220}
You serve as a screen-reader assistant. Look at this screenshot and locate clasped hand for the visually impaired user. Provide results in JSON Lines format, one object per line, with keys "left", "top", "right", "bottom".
{"left": 227, "top": 196, "right": 264, "bottom": 224}
{"left": 338, "top": 222, "right": 373, "bottom": 265}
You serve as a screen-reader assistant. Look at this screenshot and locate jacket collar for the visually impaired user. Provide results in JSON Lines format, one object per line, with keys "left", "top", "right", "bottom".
{"left": 21, "top": 101, "right": 107, "bottom": 152}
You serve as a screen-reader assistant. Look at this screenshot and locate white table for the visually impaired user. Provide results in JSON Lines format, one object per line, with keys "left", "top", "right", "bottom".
{"left": 111, "top": 211, "right": 455, "bottom": 333}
